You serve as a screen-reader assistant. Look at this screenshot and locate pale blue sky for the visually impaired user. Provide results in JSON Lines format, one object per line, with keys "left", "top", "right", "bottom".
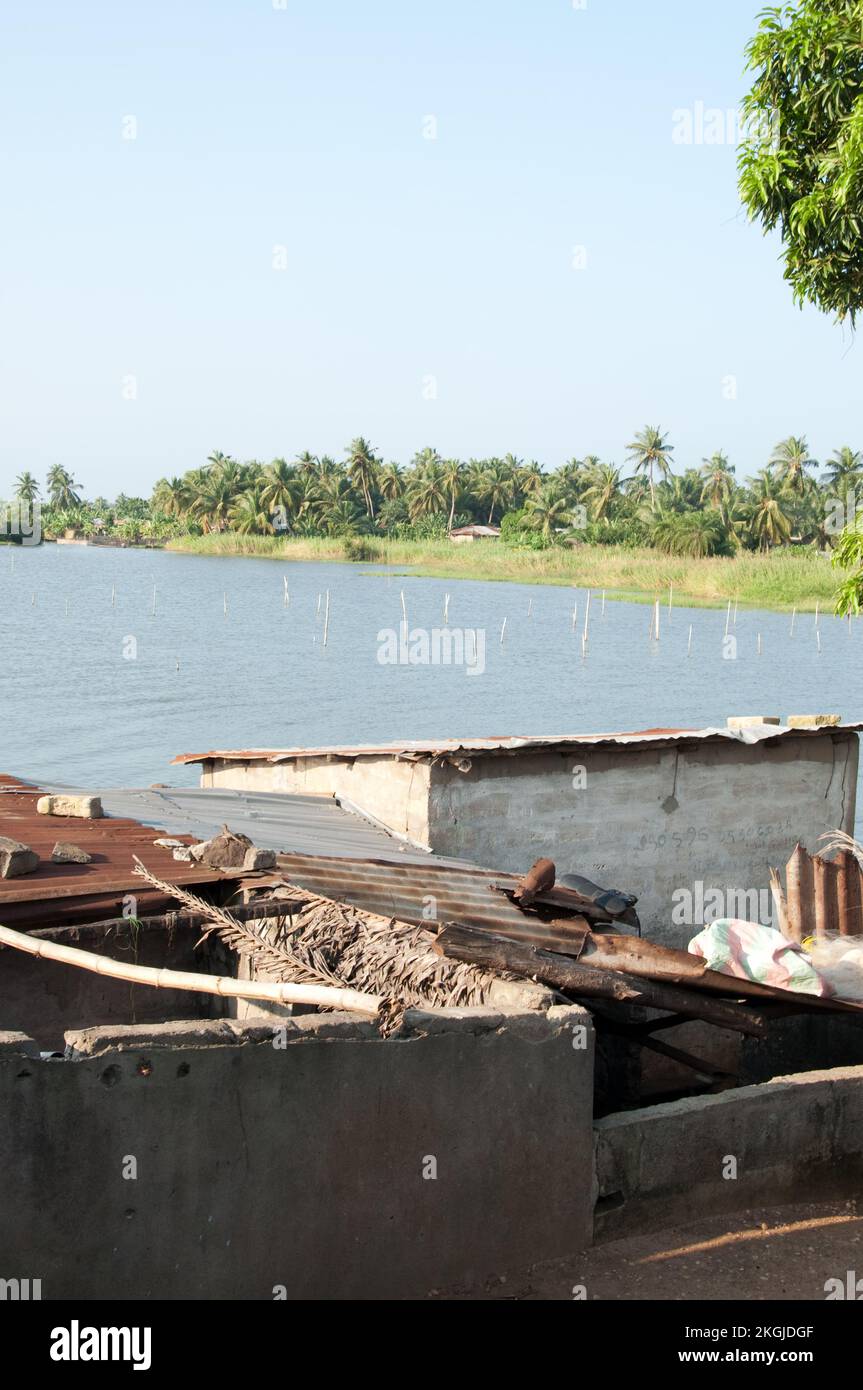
{"left": 0, "top": 0, "right": 857, "bottom": 498}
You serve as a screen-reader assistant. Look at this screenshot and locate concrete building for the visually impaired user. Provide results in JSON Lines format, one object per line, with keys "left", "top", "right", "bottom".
{"left": 174, "top": 722, "right": 862, "bottom": 947}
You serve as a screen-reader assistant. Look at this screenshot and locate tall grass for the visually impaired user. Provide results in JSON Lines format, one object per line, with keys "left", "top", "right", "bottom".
{"left": 167, "top": 534, "right": 840, "bottom": 611}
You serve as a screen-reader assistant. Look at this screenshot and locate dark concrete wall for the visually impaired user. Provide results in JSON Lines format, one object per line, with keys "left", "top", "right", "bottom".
{"left": 0, "top": 1005, "right": 594, "bottom": 1300}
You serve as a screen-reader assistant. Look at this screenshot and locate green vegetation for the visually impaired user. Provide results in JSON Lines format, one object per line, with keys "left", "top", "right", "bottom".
{"left": 739, "top": 0, "right": 863, "bottom": 325}
{"left": 171, "top": 533, "right": 838, "bottom": 612}
{"left": 5, "top": 430, "right": 863, "bottom": 609}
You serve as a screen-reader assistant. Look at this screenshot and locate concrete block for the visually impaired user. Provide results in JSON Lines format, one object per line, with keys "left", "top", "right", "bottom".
{"left": 51, "top": 843, "right": 92, "bottom": 864}
{"left": 787, "top": 714, "right": 842, "bottom": 728}
{"left": 243, "top": 846, "right": 277, "bottom": 871}
{"left": 36, "top": 794, "right": 103, "bottom": 819}
{"left": 726, "top": 716, "right": 781, "bottom": 728}
{"left": 0, "top": 837, "right": 39, "bottom": 878}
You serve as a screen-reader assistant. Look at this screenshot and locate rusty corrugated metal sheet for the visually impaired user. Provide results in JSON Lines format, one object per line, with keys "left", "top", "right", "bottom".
{"left": 0, "top": 775, "right": 242, "bottom": 930}
{"left": 171, "top": 723, "right": 863, "bottom": 767}
{"left": 275, "top": 850, "right": 588, "bottom": 953}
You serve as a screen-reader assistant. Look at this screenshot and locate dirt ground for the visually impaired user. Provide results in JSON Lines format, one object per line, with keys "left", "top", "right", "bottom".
{"left": 433, "top": 1200, "right": 863, "bottom": 1300}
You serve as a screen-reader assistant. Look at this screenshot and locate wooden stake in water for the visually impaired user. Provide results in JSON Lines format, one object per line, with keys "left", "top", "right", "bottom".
{"left": 323, "top": 589, "right": 330, "bottom": 646}
{"left": 790, "top": 607, "right": 796, "bottom": 638}
{"left": 581, "top": 631, "right": 587, "bottom": 660}
{"left": 601, "top": 590, "right": 606, "bottom": 617}
{"left": 151, "top": 585, "right": 156, "bottom": 617}
{"left": 815, "top": 601, "right": 820, "bottom": 630}
{"left": 733, "top": 599, "right": 738, "bottom": 627}
{"left": 500, "top": 616, "right": 507, "bottom": 644}
{"left": 667, "top": 582, "right": 673, "bottom": 620}
{"left": 583, "top": 590, "right": 592, "bottom": 643}
{"left": 817, "top": 630, "right": 822, "bottom": 654}
{"left": 687, "top": 624, "right": 693, "bottom": 658}
{"left": 316, "top": 592, "right": 322, "bottom": 616}
{"left": 757, "top": 632, "right": 762, "bottom": 656}
{"left": 571, "top": 603, "right": 578, "bottom": 632}
{"left": 653, "top": 598, "right": 660, "bottom": 641}
{"left": 527, "top": 598, "right": 533, "bottom": 619}
{"left": 724, "top": 599, "right": 731, "bottom": 639}
{"left": 283, "top": 576, "right": 289, "bottom": 607}
{"left": 111, "top": 583, "right": 116, "bottom": 608}
{"left": 443, "top": 593, "right": 450, "bottom": 624}
{"left": 400, "top": 590, "right": 407, "bottom": 627}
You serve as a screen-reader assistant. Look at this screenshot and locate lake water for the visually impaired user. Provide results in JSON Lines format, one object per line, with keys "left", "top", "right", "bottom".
{"left": 3, "top": 544, "right": 862, "bottom": 809}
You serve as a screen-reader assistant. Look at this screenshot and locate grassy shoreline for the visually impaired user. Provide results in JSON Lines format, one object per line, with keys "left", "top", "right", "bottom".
{"left": 166, "top": 533, "right": 841, "bottom": 612}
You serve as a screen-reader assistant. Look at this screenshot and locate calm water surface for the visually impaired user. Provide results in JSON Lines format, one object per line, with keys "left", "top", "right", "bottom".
{"left": 2, "top": 545, "right": 861, "bottom": 805}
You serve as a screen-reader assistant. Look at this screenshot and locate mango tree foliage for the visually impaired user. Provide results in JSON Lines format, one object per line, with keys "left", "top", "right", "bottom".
{"left": 738, "top": 0, "right": 863, "bottom": 323}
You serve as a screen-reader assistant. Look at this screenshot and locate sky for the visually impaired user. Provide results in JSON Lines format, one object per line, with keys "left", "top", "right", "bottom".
{"left": 0, "top": 0, "right": 858, "bottom": 499}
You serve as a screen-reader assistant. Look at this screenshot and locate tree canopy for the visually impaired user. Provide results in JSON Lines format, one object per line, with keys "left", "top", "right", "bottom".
{"left": 738, "top": 0, "right": 863, "bottom": 323}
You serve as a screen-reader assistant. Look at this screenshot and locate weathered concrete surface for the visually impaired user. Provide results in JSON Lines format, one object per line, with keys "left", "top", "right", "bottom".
{"left": 427, "top": 732, "right": 859, "bottom": 945}
{"left": 0, "top": 836, "right": 39, "bottom": 878}
{"left": 0, "top": 925, "right": 223, "bottom": 1051}
{"left": 203, "top": 754, "right": 433, "bottom": 847}
{"left": 0, "top": 1005, "right": 595, "bottom": 1299}
{"left": 201, "top": 731, "right": 859, "bottom": 947}
{"left": 594, "top": 1065, "right": 863, "bottom": 1243}
{"left": 35, "top": 794, "right": 103, "bottom": 819}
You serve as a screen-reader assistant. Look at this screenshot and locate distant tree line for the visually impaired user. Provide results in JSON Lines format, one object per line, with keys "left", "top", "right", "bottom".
{"left": 7, "top": 432, "right": 863, "bottom": 559}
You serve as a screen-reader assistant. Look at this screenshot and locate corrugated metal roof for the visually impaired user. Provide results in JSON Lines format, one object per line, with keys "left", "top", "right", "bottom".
{"left": 42, "top": 785, "right": 434, "bottom": 863}
{"left": 0, "top": 775, "right": 265, "bottom": 930}
{"left": 274, "top": 851, "right": 594, "bottom": 954}
{"left": 171, "top": 723, "right": 863, "bottom": 766}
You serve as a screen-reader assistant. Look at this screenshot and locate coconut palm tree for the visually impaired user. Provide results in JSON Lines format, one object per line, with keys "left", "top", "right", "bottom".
{"left": 581, "top": 463, "right": 622, "bottom": 523}
{"left": 14, "top": 472, "right": 40, "bottom": 503}
{"left": 346, "top": 437, "right": 379, "bottom": 519}
{"left": 770, "top": 436, "right": 817, "bottom": 495}
{"left": 441, "top": 458, "right": 464, "bottom": 531}
{"left": 749, "top": 470, "right": 792, "bottom": 550}
{"left": 473, "top": 458, "right": 515, "bottom": 525}
{"left": 625, "top": 426, "right": 674, "bottom": 510}
{"left": 822, "top": 446, "right": 862, "bottom": 489}
{"left": 699, "top": 452, "right": 736, "bottom": 513}
{"left": 152, "top": 477, "right": 190, "bottom": 519}
{"left": 230, "top": 488, "right": 271, "bottom": 535}
{"left": 46, "top": 465, "right": 82, "bottom": 509}
{"left": 407, "top": 462, "right": 448, "bottom": 520}
{"left": 261, "top": 459, "right": 299, "bottom": 520}
{"left": 525, "top": 483, "right": 571, "bottom": 540}
{"left": 378, "top": 462, "right": 404, "bottom": 501}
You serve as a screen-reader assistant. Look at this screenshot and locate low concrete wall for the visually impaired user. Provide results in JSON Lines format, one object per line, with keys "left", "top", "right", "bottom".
{"left": 594, "top": 1065, "right": 863, "bottom": 1242}
{"left": 0, "top": 1004, "right": 595, "bottom": 1299}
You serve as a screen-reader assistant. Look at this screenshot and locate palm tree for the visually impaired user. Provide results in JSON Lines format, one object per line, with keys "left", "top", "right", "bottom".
{"left": 652, "top": 510, "right": 729, "bottom": 558}
{"left": 407, "top": 462, "right": 448, "bottom": 520}
{"left": 517, "top": 461, "right": 544, "bottom": 498}
{"left": 346, "top": 437, "right": 379, "bottom": 519}
{"left": 378, "top": 462, "right": 404, "bottom": 501}
{"left": 230, "top": 488, "right": 271, "bottom": 535}
{"left": 441, "top": 458, "right": 464, "bottom": 531}
{"left": 749, "top": 470, "right": 792, "bottom": 551}
{"left": 525, "top": 483, "right": 571, "bottom": 540}
{"left": 770, "top": 436, "right": 817, "bottom": 495}
{"left": 14, "top": 472, "right": 40, "bottom": 503}
{"left": 582, "top": 463, "right": 622, "bottom": 523}
{"left": 152, "top": 477, "right": 190, "bottom": 519}
{"left": 473, "top": 459, "right": 515, "bottom": 525}
{"left": 699, "top": 452, "right": 736, "bottom": 513}
{"left": 261, "top": 459, "right": 299, "bottom": 520}
{"left": 822, "top": 446, "right": 862, "bottom": 490}
{"left": 46, "top": 465, "right": 82, "bottom": 509}
{"left": 625, "top": 426, "right": 674, "bottom": 510}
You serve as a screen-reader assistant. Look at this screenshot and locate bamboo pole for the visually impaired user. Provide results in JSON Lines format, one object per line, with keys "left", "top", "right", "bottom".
{"left": 0, "top": 922, "right": 382, "bottom": 1018}
{"left": 500, "top": 616, "right": 507, "bottom": 643}
{"left": 323, "top": 589, "right": 330, "bottom": 646}
{"left": 583, "top": 590, "right": 591, "bottom": 642}
{"left": 687, "top": 624, "right": 693, "bottom": 657}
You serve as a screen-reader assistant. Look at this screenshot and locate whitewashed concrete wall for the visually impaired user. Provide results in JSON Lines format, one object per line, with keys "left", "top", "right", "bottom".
{"left": 200, "top": 732, "right": 858, "bottom": 948}
{"left": 427, "top": 732, "right": 858, "bottom": 946}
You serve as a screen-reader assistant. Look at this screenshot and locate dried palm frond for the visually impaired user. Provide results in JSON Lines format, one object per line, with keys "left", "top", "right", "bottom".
{"left": 819, "top": 830, "right": 863, "bottom": 866}
{"left": 131, "top": 857, "right": 343, "bottom": 990}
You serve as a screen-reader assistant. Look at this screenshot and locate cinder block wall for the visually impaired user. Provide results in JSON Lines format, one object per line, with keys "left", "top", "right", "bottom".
{"left": 427, "top": 732, "right": 859, "bottom": 946}
{"left": 0, "top": 1006, "right": 594, "bottom": 1299}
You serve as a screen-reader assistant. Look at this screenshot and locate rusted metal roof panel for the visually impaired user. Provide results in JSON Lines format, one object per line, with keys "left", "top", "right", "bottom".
{"left": 0, "top": 775, "right": 240, "bottom": 930}
{"left": 275, "top": 851, "right": 588, "bottom": 954}
{"left": 172, "top": 723, "right": 863, "bottom": 767}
